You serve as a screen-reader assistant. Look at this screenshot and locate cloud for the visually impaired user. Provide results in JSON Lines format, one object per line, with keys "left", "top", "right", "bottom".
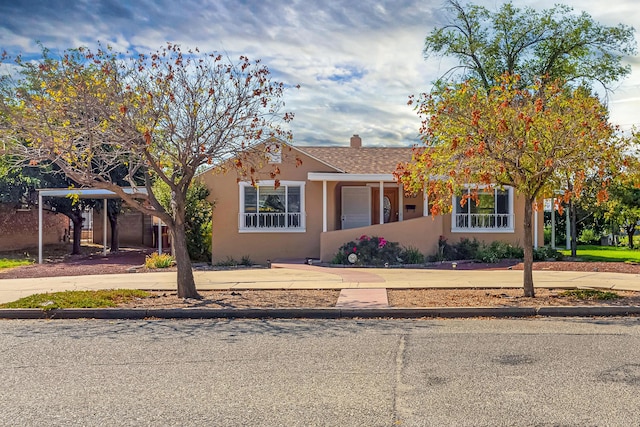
{"left": 0, "top": 0, "right": 638, "bottom": 145}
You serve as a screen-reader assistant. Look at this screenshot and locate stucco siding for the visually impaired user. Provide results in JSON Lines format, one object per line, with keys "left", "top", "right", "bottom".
{"left": 200, "top": 145, "right": 339, "bottom": 264}
{"left": 320, "top": 216, "right": 443, "bottom": 262}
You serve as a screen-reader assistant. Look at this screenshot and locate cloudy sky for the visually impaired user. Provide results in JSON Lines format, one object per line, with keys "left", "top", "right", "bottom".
{"left": 1, "top": 0, "right": 638, "bottom": 147}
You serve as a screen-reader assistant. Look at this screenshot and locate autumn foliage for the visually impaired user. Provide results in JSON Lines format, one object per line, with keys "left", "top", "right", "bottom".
{"left": 396, "top": 74, "right": 626, "bottom": 296}
{"left": 0, "top": 44, "right": 296, "bottom": 298}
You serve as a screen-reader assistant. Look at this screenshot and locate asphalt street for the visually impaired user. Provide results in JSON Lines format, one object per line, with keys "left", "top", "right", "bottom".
{"left": 1, "top": 318, "right": 639, "bottom": 426}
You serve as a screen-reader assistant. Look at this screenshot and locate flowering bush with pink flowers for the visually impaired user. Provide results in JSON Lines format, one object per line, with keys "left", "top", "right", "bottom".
{"left": 332, "top": 235, "right": 402, "bottom": 266}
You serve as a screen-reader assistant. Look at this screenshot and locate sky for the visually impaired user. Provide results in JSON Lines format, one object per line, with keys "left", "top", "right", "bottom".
{"left": 0, "top": 0, "right": 638, "bottom": 148}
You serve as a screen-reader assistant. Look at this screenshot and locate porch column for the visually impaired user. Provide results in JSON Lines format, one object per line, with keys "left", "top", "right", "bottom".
{"left": 38, "top": 191, "right": 43, "bottom": 264}
{"left": 103, "top": 199, "right": 108, "bottom": 256}
{"left": 379, "top": 181, "right": 384, "bottom": 224}
{"left": 398, "top": 184, "right": 403, "bottom": 221}
{"left": 322, "top": 180, "right": 327, "bottom": 232}
{"left": 423, "top": 187, "right": 428, "bottom": 217}
{"left": 158, "top": 218, "right": 162, "bottom": 255}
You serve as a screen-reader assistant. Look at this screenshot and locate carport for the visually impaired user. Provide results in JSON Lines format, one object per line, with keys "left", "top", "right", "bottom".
{"left": 36, "top": 187, "right": 155, "bottom": 264}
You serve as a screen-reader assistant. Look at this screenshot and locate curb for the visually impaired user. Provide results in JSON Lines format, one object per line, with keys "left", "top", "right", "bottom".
{"left": 1, "top": 306, "right": 639, "bottom": 319}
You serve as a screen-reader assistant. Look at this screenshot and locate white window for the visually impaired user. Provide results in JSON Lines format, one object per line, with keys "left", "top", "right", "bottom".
{"left": 239, "top": 181, "right": 305, "bottom": 232}
{"left": 452, "top": 187, "right": 514, "bottom": 232}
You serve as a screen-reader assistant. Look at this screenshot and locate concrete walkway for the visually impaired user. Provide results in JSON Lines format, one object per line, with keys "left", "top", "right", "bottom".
{"left": 0, "top": 262, "right": 639, "bottom": 304}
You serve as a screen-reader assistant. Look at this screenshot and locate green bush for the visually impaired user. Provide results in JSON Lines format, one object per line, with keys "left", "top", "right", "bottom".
{"left": 333, "top": 235, "right": 402, "bottom": 266}
{"left": 533, "top": 246, "right": 563, "bottom": 261}
{"left": 428, "top": 238, "right": 524, "bottom": 263}
{"left": 215, "top": 256, "right": 238, "bottom": 267}
{"left": 401, "top": 246, "right": 425, "bottom": 264}
{"left": 476, "top": 241, "right": 524, "bottom": 263}
{"left": 451, "top": 237, "right": 481, "bottom": 260}
{"left": 579, "top": 228, "right": 600, "bottom": 245}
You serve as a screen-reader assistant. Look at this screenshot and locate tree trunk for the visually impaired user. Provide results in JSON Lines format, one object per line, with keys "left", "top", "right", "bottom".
{"left": 627, "top": 225, "right": 635, "bottom": 249}
{"left": 570, "top": 200, "right": 577, "bottom": 257}
{"left": 522, "top": 197, "right": 535, "bottom": 298}
{"left": 70, "top": 213, "right": 83, "bottom": 255}
{"left": 172, "top": 220, "right": 200, "bottom": 299}
{"left": 108, "top": 210, "right": 119, "bottom": 253}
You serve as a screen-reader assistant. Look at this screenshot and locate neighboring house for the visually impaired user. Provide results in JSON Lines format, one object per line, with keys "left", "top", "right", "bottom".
{"left": 201, "top": 135, "right": 544, "bottom": 264}
{"left": 0, "top": 203, "right": 69, "bottom": 252}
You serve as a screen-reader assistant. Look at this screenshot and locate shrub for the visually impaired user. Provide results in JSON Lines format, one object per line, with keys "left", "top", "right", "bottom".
{"left": 533, "top": 246, "right": 563, "bottom": 261}
{"left": 145, "top": 252, "right": 175, "bottom": 269}
{"left": 240, "top": 255, "right": 253, "bottom": 266}
{"left": 451, "top": 237, "right": 481, "bottom": 260}
{"left": 401, "top": 246, "right": 425, "bottom": 264}
{"left": 428, "top": 238, "right": 524, "bottom": 263}
{"left": 215, "top": 256, "right": 238, "bottom": 267}
{"left": 333, "top": 235, "right": 402, "bottom": 266}
{"left": 579, "top": 228, "right": 600, "bottom": 245}
{"left": 475, "top": 241, "right": 522, "bottom": 263}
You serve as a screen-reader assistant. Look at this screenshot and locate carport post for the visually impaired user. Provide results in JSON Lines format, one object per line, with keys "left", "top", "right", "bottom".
{"left": 38, "top": 191, "right": 43, "bottom": 264}
{"left": 103, "top": 199, "right": 107, "bottom": 256}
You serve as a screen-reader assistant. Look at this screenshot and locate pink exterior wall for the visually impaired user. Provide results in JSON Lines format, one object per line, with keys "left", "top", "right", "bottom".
{"left": 0, "top": 204, "right": 69, "bottom": 251}
{"left": 320, "top": 216, "right": 443, "bottom": 262}
{"left": 201, "top": 143, "right": 546, "bottom": 265}
{"left": 200, "top": 146, "right": 338, "bottom": 264}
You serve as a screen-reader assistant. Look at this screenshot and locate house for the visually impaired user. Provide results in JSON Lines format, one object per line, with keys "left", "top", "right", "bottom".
{"left": 200, "top": 135, "right": 544, "bottom": 264}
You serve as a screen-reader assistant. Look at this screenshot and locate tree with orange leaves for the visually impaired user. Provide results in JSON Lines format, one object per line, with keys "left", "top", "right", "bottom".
{"left": 0, "top": 44, "right": 296, "bottom": 299}
{"left": 396, "top": 74, "right": 627, "bottom": 297}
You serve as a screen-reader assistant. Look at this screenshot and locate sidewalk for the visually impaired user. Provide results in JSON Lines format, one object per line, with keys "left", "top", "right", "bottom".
{"left": 1, "top": 262, "right": 639, "bottom": 304}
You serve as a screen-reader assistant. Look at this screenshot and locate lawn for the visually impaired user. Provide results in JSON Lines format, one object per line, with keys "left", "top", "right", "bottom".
{"left": 0, "top": 289, "right": 150, "bottom": 310}
{"left": 0, "top": 258, "right": 33, "bottom": 270}
{"left": 559, "top": 245, "right": 640, "bottom": 263}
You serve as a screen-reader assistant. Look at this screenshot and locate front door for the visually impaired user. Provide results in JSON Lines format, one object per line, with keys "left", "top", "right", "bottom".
{"left": 341, "top": 186, "right": 371, "bottom": 229}
{"left": 372, "top": 188, "right": 399, "bottom": 224}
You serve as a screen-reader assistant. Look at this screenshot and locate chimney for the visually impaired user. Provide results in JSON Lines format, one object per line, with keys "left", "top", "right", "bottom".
{"left": 350, "top": 134, "right": 362, "bottom": 148}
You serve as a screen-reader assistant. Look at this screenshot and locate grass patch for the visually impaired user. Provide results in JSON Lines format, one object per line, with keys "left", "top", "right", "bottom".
{"left": 559, "top": 245, "right": 640, "bottom": 263}
{"left": 559, "top": 289, "right": 620, "bottom": 300}
{"left": 0, "top": 289, "right": 151, "bottom": 310}
{"left": 0, "top": 258, "right": 33, "bottom": 270}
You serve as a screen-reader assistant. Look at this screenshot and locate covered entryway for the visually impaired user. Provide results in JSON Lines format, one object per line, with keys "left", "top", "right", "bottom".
{"left": 372, "top": 187, "right": 399, "bottom": 224}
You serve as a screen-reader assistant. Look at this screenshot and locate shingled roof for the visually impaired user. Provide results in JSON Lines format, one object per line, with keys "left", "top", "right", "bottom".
{"left": 296, "top": 146, "right": 413, "bottom": 174}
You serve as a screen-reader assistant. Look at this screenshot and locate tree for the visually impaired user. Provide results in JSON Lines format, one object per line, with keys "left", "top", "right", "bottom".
{"left": 0, "top": 44, "right": 294, "bottom": 298}
{"left": 604, "top": 184, "right": 640, "bottom": 248}
{"left": 425, "top": 0, "right": 636, "bottom": 92}
{"left": 396, "top": 75, "right": 624, "bottom": 297}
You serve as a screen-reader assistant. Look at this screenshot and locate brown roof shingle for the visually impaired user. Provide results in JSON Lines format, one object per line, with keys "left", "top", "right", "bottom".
{"left": 296, "top": 146, "right": 412, "bottom": 174}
